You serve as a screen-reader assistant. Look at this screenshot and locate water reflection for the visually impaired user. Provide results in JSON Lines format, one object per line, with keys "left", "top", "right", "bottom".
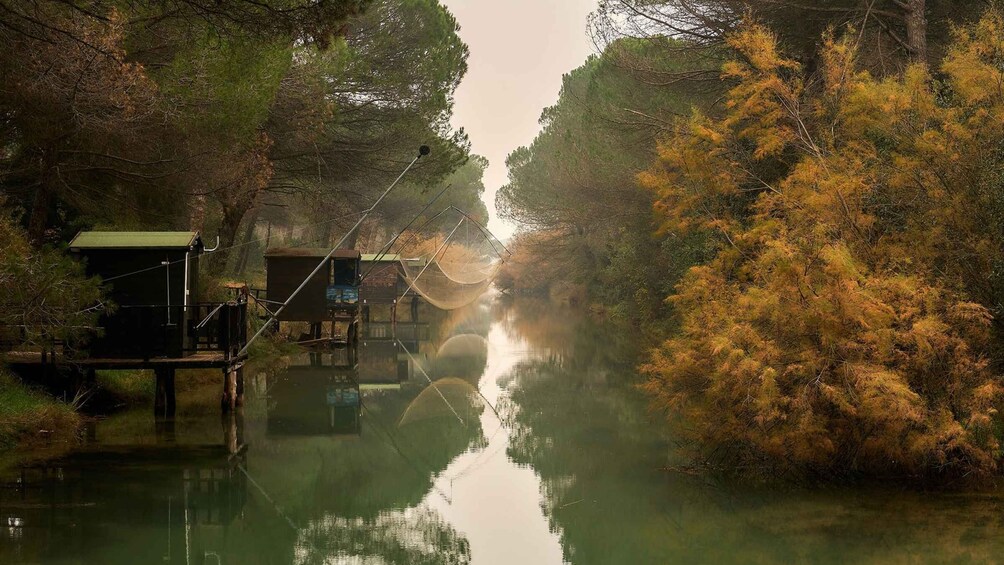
{"left": 295, "top": 509, "right": 470, "bottom": 565}
{"left": 0, "top": 444, "right": 248, "bottom": 564}
{"left": 266, "top": 354, "right": 361, "bottom": 437}
{"left": 5, "top": 295, "right": 1004, "bottom": 564}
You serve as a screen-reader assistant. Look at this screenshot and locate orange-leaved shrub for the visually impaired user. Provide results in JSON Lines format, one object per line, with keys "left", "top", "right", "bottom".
{"left": 640, "top": 12, "right": 1004, "bottom": 480}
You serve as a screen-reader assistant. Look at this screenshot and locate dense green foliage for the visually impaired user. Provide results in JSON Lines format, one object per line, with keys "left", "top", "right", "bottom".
{"left": 0, "top": 0, "right": 481, "bottom": 273}
{"left": 0, "top": 208, "right": 102, "bottom": 349}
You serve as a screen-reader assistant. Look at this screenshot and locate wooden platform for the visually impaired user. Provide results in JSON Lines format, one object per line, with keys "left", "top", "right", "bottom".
{"left": 3, "top": 350, "right": 246, "bottom": 370}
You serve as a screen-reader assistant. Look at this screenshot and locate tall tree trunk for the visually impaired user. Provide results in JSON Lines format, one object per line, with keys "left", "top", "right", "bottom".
{"left": 28, "top": 147, "right": 57, "bottom": 244}
{"left": 214, "top": 203, "right": 251, "bottom": 276}
{"left": 234, "top": 208, "right": 259, "bottom": 275}
{"left": 905, "top": 0, "right": 927, "bottom": 62}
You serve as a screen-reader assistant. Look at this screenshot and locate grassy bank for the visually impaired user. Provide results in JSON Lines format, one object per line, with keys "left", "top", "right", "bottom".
{"left": 0, "top": 370, "right": 81, "bottom": 449}
{"left": 0, "top": 332, "right": 299, "bottom": 453}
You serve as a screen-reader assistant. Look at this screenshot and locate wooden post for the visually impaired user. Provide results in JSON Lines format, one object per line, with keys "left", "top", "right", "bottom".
{"left": 223, "top": 411, "right": 238, "bottom": 454}
{"left": 154, "top": 368, "right": 176, "bottom": 418}
{"left": 68, "top": 366, "right": 84, "bottom": 399}
{"left": 155, "top": 416, "right": 176, "bottom": 443}
{"left": 235, "top": 366, "right": 244, "bottom": 407}
{"left": 348, "top": 338, "right": 358, "bottom": 367}
{"left": 220, "top": 305, "right": 231, "bottom": 360}
{"left": 221, "top": 367, "right": 237, "bottom": 412}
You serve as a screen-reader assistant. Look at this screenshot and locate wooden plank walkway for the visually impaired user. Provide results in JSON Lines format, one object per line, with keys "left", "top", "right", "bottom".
{"left": 3, "top": 350, "right": 246, "bottom": 370}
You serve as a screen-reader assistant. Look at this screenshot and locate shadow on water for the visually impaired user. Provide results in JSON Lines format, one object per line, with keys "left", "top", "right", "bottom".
{"left": 3, "top": 295, "right": 1004, "bottom": 564}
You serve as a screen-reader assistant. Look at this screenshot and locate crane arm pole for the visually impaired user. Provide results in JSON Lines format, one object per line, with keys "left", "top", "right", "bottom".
{"left": 238, "top": 146, "right": 429, "bottom": 358}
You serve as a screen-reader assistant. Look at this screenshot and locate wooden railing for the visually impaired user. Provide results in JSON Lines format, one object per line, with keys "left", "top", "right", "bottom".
{"left": 71, "top": 301, "right": 248, "bottom": 360}
{"left": 187, "top": 302, "right": 248, "bottom": 360}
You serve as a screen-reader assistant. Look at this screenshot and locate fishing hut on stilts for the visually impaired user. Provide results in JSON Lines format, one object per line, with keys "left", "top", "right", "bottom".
{"left": 3, "top": 231, "right": 250, "bottom": 415}
{"left": 262, "top": 248, "right": 362, "bottom": 348}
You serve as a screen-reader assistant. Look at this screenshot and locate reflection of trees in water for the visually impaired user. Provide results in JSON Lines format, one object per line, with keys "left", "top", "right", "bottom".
{"left": 497, "top": 293, "right": 681, "bottom": 564}
{"left": 504, "top": 354, "right": 686, "bottom": 564}
{"left": 249, "top": 380, "right": 485, "bottom": 522}
{"left": 250, "top": 300, "right": 494, "bottom": 525}
{"left": 496, "top": 296, "right": 638, "bottom": 370}
{"left": 295, "top": 508, "right": 470, "bottom": 565}
{"left": 502, "top": 308, "right": 1004, "bottom": 564}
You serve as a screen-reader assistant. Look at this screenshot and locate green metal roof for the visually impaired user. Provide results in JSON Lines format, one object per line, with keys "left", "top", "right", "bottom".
{"left": 361, "top": 254, "right": 402, "bottom": 262}
{"left": 69, "top": 231, "right": 201, "bottom": 250}
{"left": 264, "top": 247, "right": 359, "bottom": 259}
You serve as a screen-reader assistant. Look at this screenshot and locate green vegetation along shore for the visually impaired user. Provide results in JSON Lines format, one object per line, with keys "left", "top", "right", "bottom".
{"left": 0, "top": 370, "right": 80, "bottom": 450}
{"left": 498, "top": 2, "right": 1004, "bottom": 484}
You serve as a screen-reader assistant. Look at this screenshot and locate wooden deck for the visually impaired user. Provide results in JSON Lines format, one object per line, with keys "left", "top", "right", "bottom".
{"left": 3, "top": 350, "right": 246, "bottom": 370}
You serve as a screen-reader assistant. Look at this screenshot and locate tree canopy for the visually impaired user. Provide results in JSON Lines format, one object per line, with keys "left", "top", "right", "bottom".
{"left": 0, "top": 0, "right": 481, "bottom": 275}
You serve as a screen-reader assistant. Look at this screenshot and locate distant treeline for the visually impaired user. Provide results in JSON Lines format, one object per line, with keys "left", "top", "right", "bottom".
{"left": 497, "top": 0, "right": 1004, "bottom": 483}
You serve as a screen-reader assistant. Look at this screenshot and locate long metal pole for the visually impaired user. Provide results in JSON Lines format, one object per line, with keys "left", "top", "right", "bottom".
{"left": 238, "top": 147, "right": 429, "bottom": 357}
{"left": 399, "top": 217, "right": 465, "bottom": 303}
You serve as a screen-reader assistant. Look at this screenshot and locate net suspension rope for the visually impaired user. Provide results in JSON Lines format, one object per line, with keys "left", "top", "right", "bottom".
{"left": 237, "top": 146, "right": 431, "bottom": 358}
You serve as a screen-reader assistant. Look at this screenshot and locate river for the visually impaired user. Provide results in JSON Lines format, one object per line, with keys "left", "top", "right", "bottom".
{"left": 2, "top": 295, "right": 1004, "bottom": 564}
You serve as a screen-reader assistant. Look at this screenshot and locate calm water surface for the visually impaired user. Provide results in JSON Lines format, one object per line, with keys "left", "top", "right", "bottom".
{"left": 3, "top": 296, "right": 1004, "bottom": 564}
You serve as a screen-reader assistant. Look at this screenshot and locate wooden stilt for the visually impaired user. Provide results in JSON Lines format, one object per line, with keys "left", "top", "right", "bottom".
{"left": 235, "top": 367, "right": 245, "bottom": 407}
{"left": 155, "top": 371, "right": 165, "bottom": 415}
{"left": 223, "top": 411, "right": 238, "bottom": 454}
{"left": 154, "top": 367, "right": 176, "bottom": 418}
{"left": 155, "top": 417, "right": 176, "bottom": 443}
{"left": 221, "top": 368, "right": 237, "bottom": 412}
{"left": 68, "top": 366, "right": 84, "bottom": 399}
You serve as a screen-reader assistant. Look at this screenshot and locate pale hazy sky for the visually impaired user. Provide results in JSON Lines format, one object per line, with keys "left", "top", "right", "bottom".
{"left": 440, "top": 0, "right": 599, "bottom": 241}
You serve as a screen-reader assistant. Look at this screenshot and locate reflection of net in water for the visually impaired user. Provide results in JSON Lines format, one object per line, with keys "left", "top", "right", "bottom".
{"left": 429, "top": 334, "right": 489, "bottom": 384}
{"left": 398, "top": 377, "right": 484, "bottom": 427}
{"left": 396, "top": 207, "right": 509, "bottom": 310}
{"left": 437, "top": 334, "right": 489, "bottom": 359}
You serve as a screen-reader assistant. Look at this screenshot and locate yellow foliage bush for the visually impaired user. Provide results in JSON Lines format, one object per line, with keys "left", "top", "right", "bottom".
{"left": 642, "top": 11, "right": 1004, "bottom": 480}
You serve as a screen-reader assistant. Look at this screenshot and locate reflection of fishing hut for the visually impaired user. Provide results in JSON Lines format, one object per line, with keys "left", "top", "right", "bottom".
{"left": 0, "top": 445, "right": 248, "bottom": 564}
{"left": 266, "top": 354, "right": 362, "bottom": 436}
{"left": 358, "top": 340, "right": 414, "bottom": 388}
{"left": 264, "top": 248, "right": 362, "bottom": 345}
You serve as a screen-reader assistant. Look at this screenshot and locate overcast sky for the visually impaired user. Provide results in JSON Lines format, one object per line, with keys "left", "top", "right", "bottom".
{"left": 439, "top": 0, "right": 599, "bottom": 241}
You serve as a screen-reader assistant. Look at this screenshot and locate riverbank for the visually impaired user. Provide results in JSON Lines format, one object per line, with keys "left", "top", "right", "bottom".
{"left": 0, "top": 369, "right": 80, "bottom": 449}
{"left": 0, "top": 331, "right": 298, "bottom": 452}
